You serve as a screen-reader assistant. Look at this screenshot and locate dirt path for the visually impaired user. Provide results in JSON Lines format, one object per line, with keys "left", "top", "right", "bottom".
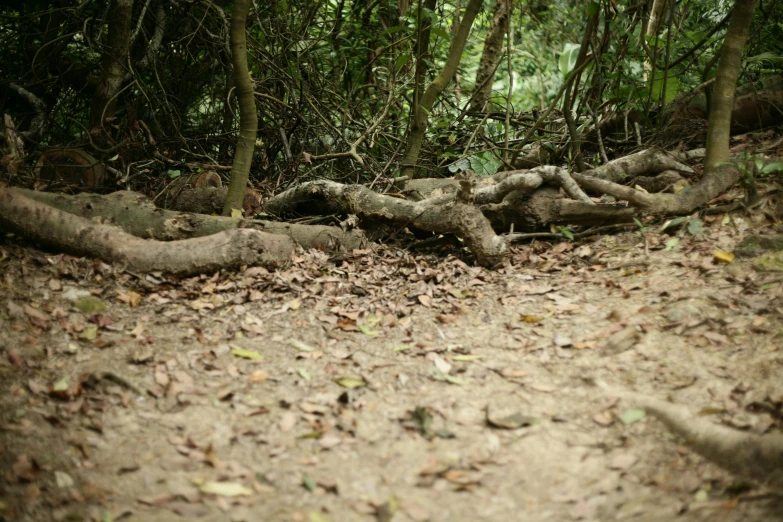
{"left": 1, "top": 221, "right": 782, "bottom": 522}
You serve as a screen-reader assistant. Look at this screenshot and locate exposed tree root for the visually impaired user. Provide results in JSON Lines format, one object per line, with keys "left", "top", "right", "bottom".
{"left": 580, "top": 148, "right": 695, "bottom": 183}
{"left": 264, "top": 179, "right": 508, "bottom": 267}
{"left": 605, "top": 386, "right": 783, "bottom": 488}
{"left": 573, "top": 163, "right": 741, "bottom": 215}
{"left": 473, "top": 165, "right": 593, "bottom": 205}
{"left": 0, "top": 185, "right": 294, "bottom": 275}
{"left": 13, "top": 188, "right": 366, "bottom": 253}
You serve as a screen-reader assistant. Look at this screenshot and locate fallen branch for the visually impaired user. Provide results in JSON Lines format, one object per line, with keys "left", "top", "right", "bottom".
{"left": 0, "top": 185, "right": 294, "bottom": 275}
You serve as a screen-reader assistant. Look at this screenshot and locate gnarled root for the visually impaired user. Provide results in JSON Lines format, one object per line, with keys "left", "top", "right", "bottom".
{"left": 0, "top": 185, "right": 294, "bottom": 275}
{"left": 607, "top": 386, "right": 783, "bottom": 487}
{"left": 264, "top": 179, "right": 508, "bottom": 267}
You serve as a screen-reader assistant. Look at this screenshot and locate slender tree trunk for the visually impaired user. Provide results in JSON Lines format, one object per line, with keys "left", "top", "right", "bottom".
{"left": 646, "top": 0, "right": 668, "bottom": 41}
{"left": 222, "top": 0, "right": 258, "bottom": 216}
{"left": 469, "top": 0, "right": 511, "bottom": 113}
{"left": 218, "top": 65, "right": 235, "bottom": 162}
{"left": 704, "top": 0, "right": 756, "bottom": 172}
{"left": 451, "top": 0, "right": 462, "bottom": 102}
{"left": 89, "top": 0, "right": 135, "bottom": 130}
{"left": 401, "top": 0, "right": 483, "bottom": 179}
{"left": 413, "top": 0, "right": 437, "bottom": 122}
{"left": 563, "top": 9, "right": 599, "bottom": 173}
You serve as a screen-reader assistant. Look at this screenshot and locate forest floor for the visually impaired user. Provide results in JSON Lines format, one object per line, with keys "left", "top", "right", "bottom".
{"left": 2, "top": 189, "right": 783, "bottom": 522}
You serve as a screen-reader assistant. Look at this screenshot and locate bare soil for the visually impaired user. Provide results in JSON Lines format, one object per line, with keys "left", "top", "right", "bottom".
{"left": 1, "top": 215, "right": 782, "bottom": 522}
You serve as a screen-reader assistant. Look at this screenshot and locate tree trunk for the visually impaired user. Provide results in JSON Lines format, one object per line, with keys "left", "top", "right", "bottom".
{"left": 645, "top": 0, "right": 668, "bottom": 42}
{"left": 222, "top": 0, "right": 259, "bottom": 216}
{"left": 400, "top": 0, "right": 483, "bottom": 179}
{"left": 563, "top": 9, "right": 599, "bottom": 173}
{"left": 469, "top": 0, "right": 511, "bottom": 113}
{"left": 413, "top": 0, "right": 438, "bottom": 114}
{"left": 703, "top": 0, "right": 756, "bottom": 172}
{"left": 89, "top": 0, "right": 135, "bottom": 130}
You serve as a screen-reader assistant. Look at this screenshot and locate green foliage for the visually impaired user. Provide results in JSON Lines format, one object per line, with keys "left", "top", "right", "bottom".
{"left": 558, "top": 226, "right": 574, "bottom": 240}
{"left": 558, "top": 43, "right": 581, "bottom": 79}
{"left": 650, "top": 72, "right": 680, "bottom": 104}
{"left": 0, "top": 0, "right": 778, "bottom": 190}
{"left": 448, "top": 151, "right": 501, "bottom": 176}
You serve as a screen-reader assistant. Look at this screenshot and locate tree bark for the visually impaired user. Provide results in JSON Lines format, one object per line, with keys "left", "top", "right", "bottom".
{"left": 563, "top": 9, "right": 599, "bottom": 173}
{"left": 469, "top": 0, "right": 511, "bottom": 113}
{"left": 605, "top": 386, "right": 783, "bottom": 488}
{"left": 413, "top": 0, "right": 438, "bottom": 115}
{"left": 400, "top": 0, "right": 483, "bottom": 179}
{"left": 645, "top": 0, "right": 668, "bottom": 42}
{"left": 13, "top": 189, "right": 366, "bottom": 253}
{"left": 223, "top": 0, "right": 259, "bottom": 216}
{"left": 89, "top": 0, "right": 135, "bottom": 131}
{"left": 0, "top": 185, "right": 293, "bottom": 275}
{"left": 264, "top": 179, "right": 508, "bottom": 267}
{"left": 704, "top": 0, "right": 756, "bottom": 172}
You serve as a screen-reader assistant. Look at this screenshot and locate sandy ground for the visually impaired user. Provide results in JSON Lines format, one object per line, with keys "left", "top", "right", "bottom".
{"left": 1, "top": 219, "right": 782, "bottom": 522}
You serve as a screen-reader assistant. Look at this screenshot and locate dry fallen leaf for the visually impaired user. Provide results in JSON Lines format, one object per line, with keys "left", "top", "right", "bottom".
{"left": 198, "top": 481, "right": 252, "bottom": 497}
{"left": 714, "top": 251, "right": 734, "bottom": 263}
{"left": 279, "top": 412, "right": 298, "bottom": 432}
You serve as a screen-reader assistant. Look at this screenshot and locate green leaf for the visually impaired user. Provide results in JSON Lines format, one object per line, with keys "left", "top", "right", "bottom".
{"left": 745, "top": 51, "right": 783, "bottom": 64}
{"left": 587, "top": 1, "right": 600, "bottom": 17}
{"left": 721, "top": 213, "right": 731, "bottom": 226}
{"left": 558, "top": 43, "right": 581, "bottom": 79}
{"left": 79, "top": 325, "right": 98, "bottom": 340}
{"left": 302, "top": 476, "right": 318, "bottom": 492}
{"left": 621, "top": 408, "right": 647, "bottom": 425}
{"left": 231, "top": 348, "right": 264, "bottom": 361}
{"left": 288, "top": 339, "right": 316, "bottom": 352}
{"left": 660, "top": 216, "right": 687, "bottom": 231}
{"left": 760, "top": 162, "right": 783, "bottom": 174}
{"left": 448, "top": 158, "right": 471, "bottom": 173}
{"left": 395, "top": 52, "right": 411, "bottom": 69}
{"left": 431, "top": 27, "right": 450, "bottom": 40}
{"left": 664, "top": 237, "right": 680, "bottom": 251}
{"left": 693, "top": 489, "right": 709, "bottom": 502}
{"left": 468, "top": 151, "right": 501, "bottom": 176}
{"left": 650, "top": 73, "right": 679, "bottom": 104}
{"left": 167, "top": 169, "right": 181, "bottom": 179}
{"left": 308, "top": 511, "right": 332, "bottom": 522}
{"left": 334, "top": 377, "right": 366, "bottom": 389}
{"left": 429, "top": 368, "right": 465, "bottom": 385}
{"left": 443, "top": 373, "right": 466, "bottom": 385}
{"left": 559, "top": 226, "right": 574, "bottom": 240}
{"left": 358, "top": 323, "right": 378, "bottom": 336}
{"left": 382, "top": 26, "right": 407, "bottom": 36}
{"left": 297, "top": 368, "right": 311, "bottom": 381}
{"left": 687, "top": 218, "right": 705, "bottom": 236}
{"left": 75, "top": 296, "right": 107, "bottom": 314}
